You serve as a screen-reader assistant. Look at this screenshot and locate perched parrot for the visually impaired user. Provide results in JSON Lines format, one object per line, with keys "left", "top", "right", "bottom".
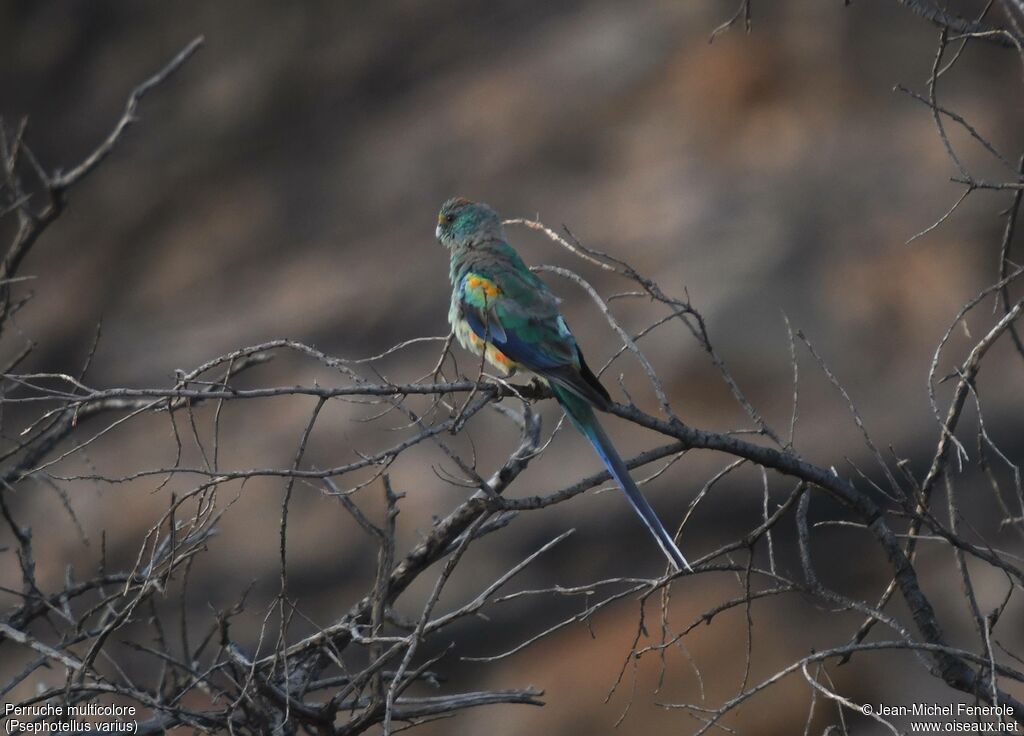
{"left": 435, "top": 197, "right": 690, "bottom": 572}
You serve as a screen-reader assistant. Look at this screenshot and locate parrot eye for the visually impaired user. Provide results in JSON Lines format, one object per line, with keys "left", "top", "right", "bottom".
{"left": 445, "top": 214, "right": 455, "bottom": 223}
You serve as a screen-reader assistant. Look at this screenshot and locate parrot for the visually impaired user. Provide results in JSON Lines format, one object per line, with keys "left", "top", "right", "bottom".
{"left": 435, "top": 197, "right": 690, "bottom": 572}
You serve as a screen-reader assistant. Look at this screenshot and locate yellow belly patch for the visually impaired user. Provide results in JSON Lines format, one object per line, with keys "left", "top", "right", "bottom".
{"left": 454, "top": 318, "right": 517, "bottom": 375}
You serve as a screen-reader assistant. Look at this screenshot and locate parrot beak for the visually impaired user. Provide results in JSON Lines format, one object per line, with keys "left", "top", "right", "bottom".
{"left": 435, "top": 224, "right": 443, "bottom": 241}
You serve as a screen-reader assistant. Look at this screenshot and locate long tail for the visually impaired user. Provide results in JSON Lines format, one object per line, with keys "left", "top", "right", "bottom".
{"left": 551, "top": 386, "right": 691, "bottom": 572}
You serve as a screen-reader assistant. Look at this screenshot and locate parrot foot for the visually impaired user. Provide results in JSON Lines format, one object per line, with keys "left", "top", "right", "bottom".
{"left": 527, "top": 377, "right": 548, "bottom": 400}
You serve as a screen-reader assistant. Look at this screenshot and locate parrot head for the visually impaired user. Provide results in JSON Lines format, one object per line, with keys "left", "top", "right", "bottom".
{"left": 436, "top": 197, "right": 503, "bottom": 248}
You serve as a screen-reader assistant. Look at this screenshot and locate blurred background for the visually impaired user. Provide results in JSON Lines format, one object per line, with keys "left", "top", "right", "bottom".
{"left": 2, "top": 1, "right": 1023, "bottom": 733}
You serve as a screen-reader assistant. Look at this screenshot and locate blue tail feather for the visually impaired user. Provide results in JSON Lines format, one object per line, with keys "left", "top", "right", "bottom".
{"left": 552, "top": 386, "right": 691, "bottom": 572}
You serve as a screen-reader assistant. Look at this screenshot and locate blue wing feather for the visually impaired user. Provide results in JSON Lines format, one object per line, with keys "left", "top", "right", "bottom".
{"left": 464, "top": 308, "right": 612, "bottom": 408}
{"left": 463, "top": 310, "right": 564, "bottom": 370}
